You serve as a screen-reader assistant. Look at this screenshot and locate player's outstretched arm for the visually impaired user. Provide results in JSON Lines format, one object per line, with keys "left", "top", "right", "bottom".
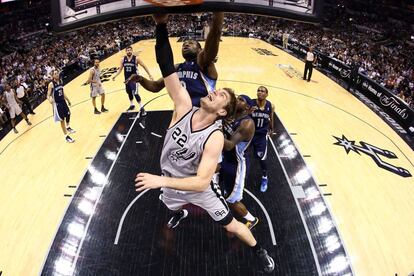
{"left": 126, "top": 74, "right": 165, "bottom": 93}
{"left": 137, "top": 58, "right": 154, "bottom": 80}
{"left": 112, "top": 58, "right": 124, "bottom": 81}
{"left": 135, "top": 131, "right": 223, "bottom": 192}
{"left": 223, "top": 119, "right": 255, "bottom": 151}
{"left": 64, "top": 93, "right": 71, "bottom": 106}
{"left": 154, "top": 14, "right": 191, "bottom": 118}
{"left": 198, "top": 12, "right": 224, "bottom": 74}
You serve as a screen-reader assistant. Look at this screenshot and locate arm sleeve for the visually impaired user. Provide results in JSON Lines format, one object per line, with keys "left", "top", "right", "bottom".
{"left": 155, "top": 23, "right": 176, "bottom": 78}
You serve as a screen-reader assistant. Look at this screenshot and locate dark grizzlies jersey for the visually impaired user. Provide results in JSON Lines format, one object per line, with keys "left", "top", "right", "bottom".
{"left": 177, "top": 61, "right": 216, "bottom": 107}
{"left": 251, "top": 100, "right": 272, "bottom": 135}
{"left": 123, "top": 55, "right": 138, "bottom": 80}
{"left": 52, "top": 81, "right": 65, "bottom": 103}
{"left": 222, "top": 115, "right": 253, "bottom": 164}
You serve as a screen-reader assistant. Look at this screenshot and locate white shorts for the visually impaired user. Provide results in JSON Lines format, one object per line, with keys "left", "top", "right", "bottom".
{"left": 8, "top": 104, "right": 22, "bottom": 119}
{"left": 160, "top": 183, "right": 233, "bottom": 225}
{"left": 90, "top": 85, "right": 105, "bottom": 97}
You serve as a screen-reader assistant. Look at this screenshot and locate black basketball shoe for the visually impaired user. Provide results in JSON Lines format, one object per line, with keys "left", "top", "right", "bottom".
{"left": 66, "top": 127, "right": 76, "bottom": 134}
{"left": 140, "top": 107, "right": 147, "bottom": 116}
{"left": 256, "top": 248, "right": 275, "bottom": 273}
{"left": 167, "top": 209, "right": 188, "bottom": 229}
{"left": 65, "top": 135, "right": 75, "bottom": 143}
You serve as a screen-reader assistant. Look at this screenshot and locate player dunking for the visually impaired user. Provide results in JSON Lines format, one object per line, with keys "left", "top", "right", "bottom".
{"left": 126, "top": 12, "right": 224, "bottom": 107}
{"left": 112, "top": 46, "right": 153, "bottom": 113}
{"left": 87, "top": 59, "right": 108, "bottom": 114}
{"left": 134, "top": 14, "right": 275, "bottom": 273}
{"left": 220, "top": 94, "right": 258, "bottom": 229}
{"left": 251, "top": 86, "right": 275, "bottom": 192}
{"left": 47, "top": 70, "right": 76, "bottom": 143}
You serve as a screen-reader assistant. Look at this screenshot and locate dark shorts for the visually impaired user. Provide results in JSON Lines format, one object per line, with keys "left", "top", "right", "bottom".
{"left": 220, "top": 158, "right": 249, "bottom": 204}
{"left": 53, "top": 101, "right": 70, "bottom": 122}
{"left": 252, "top": 133, "right": 268, "bottom": 160}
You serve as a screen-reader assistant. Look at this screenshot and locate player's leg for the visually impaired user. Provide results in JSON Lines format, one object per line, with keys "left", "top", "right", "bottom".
{"left": 253, "top": 134, "right": 269, "bottom": 192}
{"left": 92, "top": 96, "right": 100, "bottom": 114}
{"left": 228, "top": 201, "right": 259, "bottom": 230}
{"left": 11, "top": 118, "right": 17, "bottom": 133}
{"left": 249, "top": 129, "right": 271, "bottom": 196}
{"left": 222, "top": 159, "right": 258, "bottom": 227}
{"left": 133, "top": 83, "right": 146, "bottom": 116}
{"left": 159, "top": 188, "right": 189, "bottom": 228}
{"left": 59, "top": 120, "right": 68, "bottom": 135}
{"left": 194, "top": 186, "right": 275, "bottom": 273}
{"left": 59, "top": 119, "right": 73, "bottom": 143}
{"left": 61, "top": 102, "right": 75, "bottom": 140}
{"left": 224, "top": 218, "right": 275, "bottom": 272}
{"left": 125, "top": 83, "right": 135, "bottom": 111}
{"left": 9, "top": 107, "right": 18, "bottom": 133}
{"left": 100, "top": 91, "right": 108, "bottom": 112}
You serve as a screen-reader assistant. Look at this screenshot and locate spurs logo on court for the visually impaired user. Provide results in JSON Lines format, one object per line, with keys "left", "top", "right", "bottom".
{"left": 333, "top": 135, "right": 411, "bottom": 178}
{"left": 252, "top": 48, "right": 277, "bottom": 56}
{"left": 82, "top": 67, "right": 119, "bottom": 86}
{"left": 170, "top": 148, "right": 196, "bottom": 162}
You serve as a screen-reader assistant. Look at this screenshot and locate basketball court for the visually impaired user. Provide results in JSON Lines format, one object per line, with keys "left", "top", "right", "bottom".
{"left": 0, "top": 37, "right": 413, "bottom": 276}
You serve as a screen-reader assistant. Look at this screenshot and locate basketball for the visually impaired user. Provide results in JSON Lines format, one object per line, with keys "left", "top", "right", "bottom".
{"left": 144, "top": 0, "right": 203, "bottom": 7}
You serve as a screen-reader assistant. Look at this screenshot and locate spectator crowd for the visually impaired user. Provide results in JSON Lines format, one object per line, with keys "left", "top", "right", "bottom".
{"left": 0, "top": 0, "right": 413, "bottom": 135}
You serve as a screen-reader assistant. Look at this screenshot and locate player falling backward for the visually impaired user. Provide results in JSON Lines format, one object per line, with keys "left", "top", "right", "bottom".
{"left": 134, "top": 14, "right": 275, "bottom": 273}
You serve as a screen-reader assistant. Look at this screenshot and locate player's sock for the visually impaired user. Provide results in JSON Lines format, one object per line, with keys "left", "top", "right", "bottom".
{"left": 245, "top": 217, "right": 259, "bottom": 230}
{"left": 244, "top": 212, "right": 255, "bottom": 222}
